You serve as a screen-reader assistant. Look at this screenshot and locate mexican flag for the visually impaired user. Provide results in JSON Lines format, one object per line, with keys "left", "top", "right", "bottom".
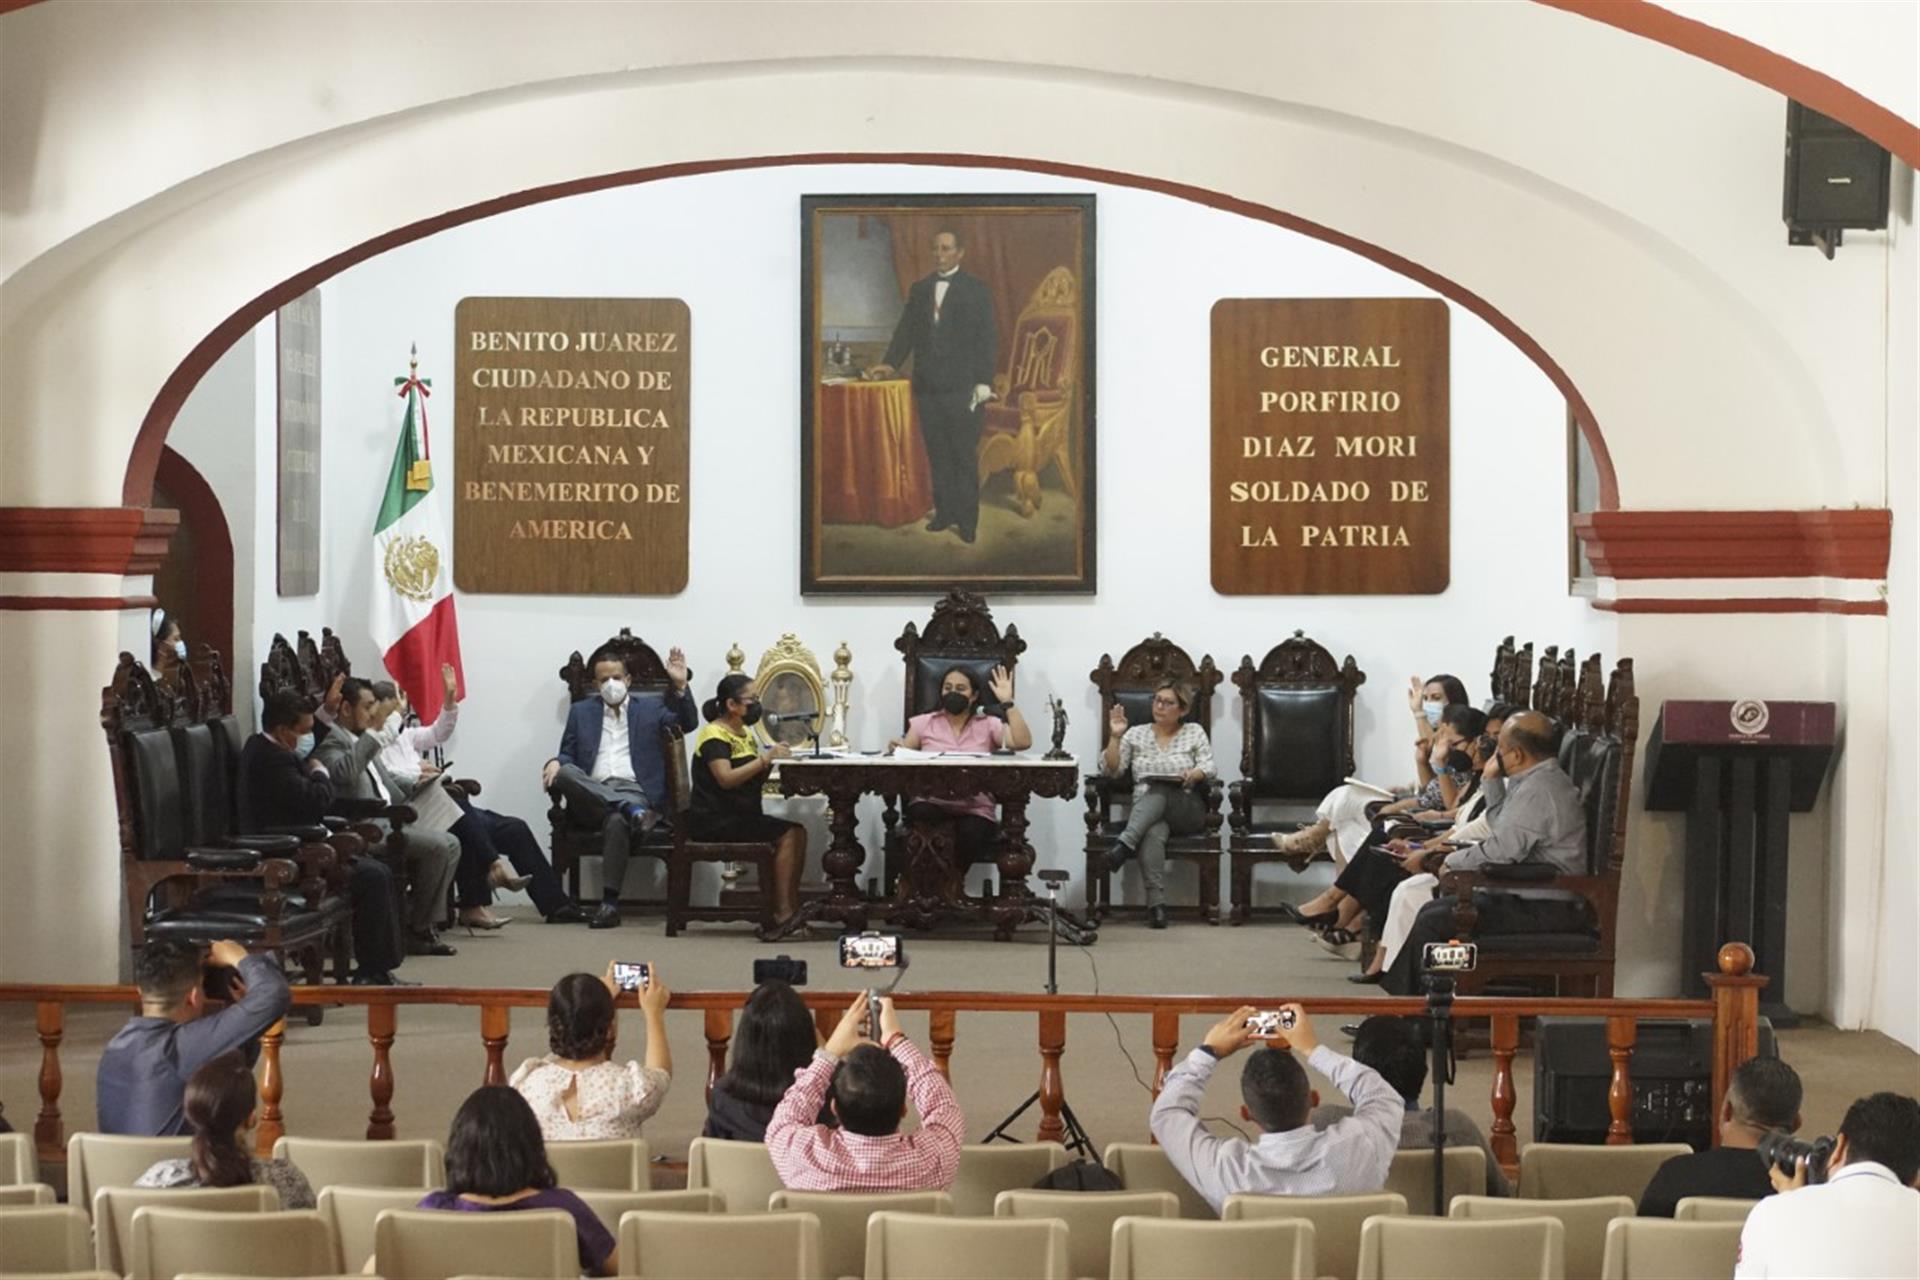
{"left": 372, "top": 347, "right": 464, "bottom": 722}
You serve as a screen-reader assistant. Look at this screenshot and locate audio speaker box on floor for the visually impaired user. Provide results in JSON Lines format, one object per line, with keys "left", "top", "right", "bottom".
{"left": 1783, "top": 101, "right": 1891, "bottom": 256}
{"left": 1533, "top": 1017, "right": 1778, "bottom": 1150}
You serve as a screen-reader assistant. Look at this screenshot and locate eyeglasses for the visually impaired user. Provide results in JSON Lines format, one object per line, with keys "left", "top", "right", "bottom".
{"left": 1150, "top": 695, "right": 1183, "bottom": 708}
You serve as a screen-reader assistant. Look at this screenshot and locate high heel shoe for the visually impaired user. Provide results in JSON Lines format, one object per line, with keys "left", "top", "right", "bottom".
{"left": 487, "top": 861, "right": 532, "bottom": 893}
{"left": 1278, "top": 902, "right": 1339, "bottom": 927}
{"left": 1271, "top": 822, "right": 1329, "bottom": 855}
{"left": 459, "top": 908, "right": 510, "bottom": 932}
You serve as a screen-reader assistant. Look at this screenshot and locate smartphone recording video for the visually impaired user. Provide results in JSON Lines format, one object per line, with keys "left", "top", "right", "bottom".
{"left": 838, "top": 932, "right": 904, "bottom": 970}
{"left": 611, "top": 961, "right": 650, "bottom": 992}
{"left": 1246, "top": 1008, "right": 1297, "bottom": 1039}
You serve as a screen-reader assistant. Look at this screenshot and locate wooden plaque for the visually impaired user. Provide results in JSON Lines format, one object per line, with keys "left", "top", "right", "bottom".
{"left": 454, "top": 297, "right": 690, "bottom": 594}
{"left": 275, "top": 289, "right": 322, "bottom": 596}
{"left": 1211, "top": 298, "right": 1449, "bottom": 594}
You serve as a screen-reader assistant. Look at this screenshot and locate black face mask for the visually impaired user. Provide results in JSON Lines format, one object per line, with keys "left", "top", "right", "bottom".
{"left": 940, "top": 690, "right": 972, "bottom": 716}
{"left": 739, "top": 701, "right": 763, "bottom": 726}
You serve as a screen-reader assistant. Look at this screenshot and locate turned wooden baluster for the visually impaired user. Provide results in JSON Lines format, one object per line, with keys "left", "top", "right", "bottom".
{"left": 1706, "top": 941, "right": 1766, "bottom": 1147}
{"left": 704, "top": 1009, "right": 733, "bottom": 1105}
{"left": 1605, "top": 1015, "right": 1637, "bottom": 1144}
{"left": 1036, "top": 1010, "right": 1066, "bottom": 1144}
{"left": 256, "top": 1018, "right": 286, "bottom": 1154}
{"left": 481, "top": 1005, "right": 510, "bottom": 1086}
{"left": 367, "top": 1004, "right": 397, "bottom": 1140}
{"left": 1148, "top": 1010, "right": 1179, "bottom": 1147}
{"left": 929, "top": 1009, "right": 956, "bottom": 1081}
{"left": 1489, "top": 1013, "right": 1520, "bottom": 1177}
{"left": 34, "top": 1001, "right": 63, "bottom": 1168}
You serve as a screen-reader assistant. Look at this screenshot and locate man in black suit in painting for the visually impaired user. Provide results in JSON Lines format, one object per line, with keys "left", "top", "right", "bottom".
{"left": 865, "top": 228, "right": 999, "bottom": 543}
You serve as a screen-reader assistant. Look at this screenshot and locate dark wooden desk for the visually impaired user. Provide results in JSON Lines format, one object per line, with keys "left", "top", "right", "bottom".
{"left": 773, "top": 754, "right": 1089, "bottom": 940}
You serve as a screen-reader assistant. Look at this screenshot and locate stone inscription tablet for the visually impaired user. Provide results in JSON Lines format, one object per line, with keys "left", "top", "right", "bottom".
{"left": 1211, "top": 298, "right": 1448, "bottom": 594}
{"left": 276, "top": 289, "right": 322, "bottom": 596}
{"left": 454, "top": 297, "right": 689, "bottom": 594}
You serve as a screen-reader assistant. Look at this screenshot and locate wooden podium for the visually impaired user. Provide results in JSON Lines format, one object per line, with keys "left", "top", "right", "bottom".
{"left": 1643, "top": 700, "right": 1836, "bottom": 1020}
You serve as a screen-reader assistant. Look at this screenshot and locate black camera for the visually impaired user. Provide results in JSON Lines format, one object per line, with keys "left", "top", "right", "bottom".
{"left": 753, "top": 955, "right": 809, "bottom": 987}
{"left": 1758, "top": 1129, "right": 1835, "bottom": 1184}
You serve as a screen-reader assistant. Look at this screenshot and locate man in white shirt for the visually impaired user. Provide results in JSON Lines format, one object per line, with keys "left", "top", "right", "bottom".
{"left": 1150, "top": 1002, "right": 1402, "bottom": 1213}
{"left": 1736, "top": 1090, "right": 1919, "bottom": 1278}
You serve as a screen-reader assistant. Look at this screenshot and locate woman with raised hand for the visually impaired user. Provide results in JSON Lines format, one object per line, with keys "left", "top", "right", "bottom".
{"left": 511, "top": 965, "right": 671, "bottom": 1141}
{"left": 1098, "top": 678, "right": 1215, "bottom": 930}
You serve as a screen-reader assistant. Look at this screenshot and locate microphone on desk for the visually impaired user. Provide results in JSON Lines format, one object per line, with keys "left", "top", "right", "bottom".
{"left": 761, "top": 708, "right": 819, "bottom": 727}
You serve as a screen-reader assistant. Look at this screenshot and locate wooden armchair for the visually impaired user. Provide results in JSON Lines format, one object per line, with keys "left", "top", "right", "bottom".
{"left": 1438, "top": 656, "right": 1638, "bottom": 997}
{"left": 1225, "top": 631, "right": 1367, "bottom": 923}
{"left": 659, "top": 726, "right": 778, "bottom": 938}
{"left": 1082, "top": 633, "right": 1226, "bottom": 924}
{"left": 548, "top": 628, "right": 676, "bottom": 904}
{"left": 978, "top": 266, "right": 1081, "bottom": 517}
{"left": 881, "top": 590, "right": 1027, "bottom": 899}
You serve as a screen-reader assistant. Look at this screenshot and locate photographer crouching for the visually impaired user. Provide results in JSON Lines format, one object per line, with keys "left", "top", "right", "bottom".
{"left": 1735, "top": 1091, "right": 1919, "bottom": 1278}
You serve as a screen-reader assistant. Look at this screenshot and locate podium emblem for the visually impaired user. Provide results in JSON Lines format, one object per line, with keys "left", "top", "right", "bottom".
{"left": 1730, "top": 699, "right": 1770, "bottom": 736}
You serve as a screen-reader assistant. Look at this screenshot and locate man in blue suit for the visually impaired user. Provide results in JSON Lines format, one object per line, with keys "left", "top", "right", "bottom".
{"left": 542, "top": 645, "right": 696, "bottom": 929}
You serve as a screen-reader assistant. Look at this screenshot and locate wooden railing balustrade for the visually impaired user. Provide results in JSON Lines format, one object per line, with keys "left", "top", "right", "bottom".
{"left": 0, "top": 944, "right": 1766, "bottom": 1182}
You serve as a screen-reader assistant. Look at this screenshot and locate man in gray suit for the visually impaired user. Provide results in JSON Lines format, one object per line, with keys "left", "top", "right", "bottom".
{"left": 316, "top": 677, "right": 461, "bottom": 957}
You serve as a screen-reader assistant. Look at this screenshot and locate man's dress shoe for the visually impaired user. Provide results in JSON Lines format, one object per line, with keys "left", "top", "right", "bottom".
{"left": 588, "top": 901, "right": 623, "bottom": 930}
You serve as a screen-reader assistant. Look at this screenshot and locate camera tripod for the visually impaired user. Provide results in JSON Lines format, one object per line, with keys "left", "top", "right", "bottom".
{"left": 981, "top": 873, "right": 1096, "bottom": 1158}
{"left": 1420, "top": 970, "right": 1459, "bottom": 1217}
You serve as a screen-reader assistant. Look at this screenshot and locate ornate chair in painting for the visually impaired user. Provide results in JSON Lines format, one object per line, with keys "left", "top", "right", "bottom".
{"left": 881, "top": 590, "right": 1027, "bottom": 900}
{"left": 1081, "top": 634, "right": 1226, "bottom": 924}
{"left": 548, "top": 628, "right": 677, "bottom": 905}
{"left": 978, "top": 267, "right": 1081, "bottom": 517}
{"left": 1225, "top": 631, "right": 1366, "bottom": 923}
{"left": 1440, "top": 656, "right": 1638, "bottom": 996}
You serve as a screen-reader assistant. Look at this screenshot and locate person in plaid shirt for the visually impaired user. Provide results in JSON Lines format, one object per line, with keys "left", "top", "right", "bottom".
{"left": 766, "top": 993, "right": 964, "bottom": 1191}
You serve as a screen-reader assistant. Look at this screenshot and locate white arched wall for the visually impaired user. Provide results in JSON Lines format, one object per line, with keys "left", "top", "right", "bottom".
{"left": 0, "top": 4, "right": 1908, "bottom": 1040}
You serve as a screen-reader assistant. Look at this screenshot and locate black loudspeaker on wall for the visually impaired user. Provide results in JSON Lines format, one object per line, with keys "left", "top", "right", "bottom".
{"left": 1783, "top": 101, "right": 1892, "bottom": 258}
{"left": 1534, "top": 1017, "right": 1779, "bottom": 1150}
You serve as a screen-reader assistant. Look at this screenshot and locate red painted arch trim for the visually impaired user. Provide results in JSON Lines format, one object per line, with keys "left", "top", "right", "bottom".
{"left": 1594, "top": 597, "right": 1886, "bottom": 617}
{"left": 0, "top": 507, "right": 178, "bottom": 576}
{"left": 1574, "top": 509, "right": 1892, "bottom": 579}
{"left": 120, "top": 153, "right": 1621, "bottom": 512}
{"left": 1540, "top": 1, "right": 1920, "bottom": 168}
{"left": 0, "top": 595, "right": 159, "bottom": 612}
{"left": 154, "top": 446, "right": 235, "bottom": 682}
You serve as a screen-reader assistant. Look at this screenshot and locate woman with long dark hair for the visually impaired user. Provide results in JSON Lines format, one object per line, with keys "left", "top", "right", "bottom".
{"left": 702, "top": 979, "right": 829, "bottom": 1142}
{"left": 133, "top": 1051, "right": 314, "bottom": 1208}
{"left": 511, "top": 965, "right": 671, "bottom": 1141}
{"left": 416, "top": 1085, "right": 616, "bottom": 1276}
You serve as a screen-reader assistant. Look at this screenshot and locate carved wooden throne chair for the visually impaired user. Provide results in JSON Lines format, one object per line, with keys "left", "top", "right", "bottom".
{"left": 978, "top": 266, "right": 1080, "bottom": 517}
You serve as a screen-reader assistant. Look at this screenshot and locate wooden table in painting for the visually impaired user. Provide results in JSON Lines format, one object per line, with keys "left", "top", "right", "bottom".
{"left": 815, "top": 379, "right": 934, "bottom": 526}
{"left": 771, "top": 754, "right": 1092, "bottom": 942}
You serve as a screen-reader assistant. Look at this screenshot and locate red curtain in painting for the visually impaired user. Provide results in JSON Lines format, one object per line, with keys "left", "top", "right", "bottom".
{"left": 877, "top": 211, "right": 1081, "bottom": 370}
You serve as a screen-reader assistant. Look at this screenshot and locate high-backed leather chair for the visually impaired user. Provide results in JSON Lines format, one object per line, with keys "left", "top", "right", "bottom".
{"left": 548, "top": 628, "right": 677, "bottom": 904}
{"left": 977, "top": 266, "right": 1081, "bottom": 518}
{"left": 881, "top": 590, "right": 1027, "bottom": 898}
{"left": 1225, "top": 631, "right": 1366, "bottom": 922}
{"left": 1082, "top": 633, "right": 1226, "bottom": 924}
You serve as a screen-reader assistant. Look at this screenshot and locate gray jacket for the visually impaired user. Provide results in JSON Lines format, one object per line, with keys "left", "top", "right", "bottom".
{"left": 312, "top": 723, "right": 403, "bottom": 818}
{"left": 1446, "top": 760, "right": 1587, "bottom": 875}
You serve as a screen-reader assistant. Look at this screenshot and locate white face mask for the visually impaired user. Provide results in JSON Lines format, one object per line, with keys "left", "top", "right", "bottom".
{"left": 600, "top": 677, "right": 628, "bottom": 707}
{"left": 293, "top": 731, "right": 316, "bottom": 760}
{"left": 172, "top": 640, "right": 188, "bottom": 661}
{"left": 383, "top": 711, "right": 404, "bottom": 735}
{"left": 1422, "top": 699, "right": 1445, "bottom": 728}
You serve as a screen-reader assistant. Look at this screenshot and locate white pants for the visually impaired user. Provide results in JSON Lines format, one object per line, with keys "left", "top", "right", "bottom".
{"left": 1379, "top": 872, "right": 1439, "bottom": 970}
{"left": 1315, "top": 784, "right": 1378, "bottom": 870}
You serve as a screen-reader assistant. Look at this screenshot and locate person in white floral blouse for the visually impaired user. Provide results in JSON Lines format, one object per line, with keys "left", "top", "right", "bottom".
{"left": 511, "top": 964, "right": 672, "bottom": 1141}
{"left": 1099, "top": 679, "right": 1216, "bottom": 929}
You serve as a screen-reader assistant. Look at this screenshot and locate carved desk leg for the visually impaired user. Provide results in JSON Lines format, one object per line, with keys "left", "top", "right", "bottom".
{"left": 992, "top": 795, "right": 1037, "bottom": 940}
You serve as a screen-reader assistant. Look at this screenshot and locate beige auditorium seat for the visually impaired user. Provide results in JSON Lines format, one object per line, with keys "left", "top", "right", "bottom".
{"left": 176, "top": 1275, "right": 364, "bottom": 1280}
{"left": 0, "top": 1183, "right": 56, "bottom": 1206}
{"left": 372, "top": 1206, "right": 575, "bottom": 1280}
{"left": 577, "top": 1187, "right": 723, "bottom": 1233}
{"left": 93, "top": 1184, "right": 279, "bottom": 1275}
{"left": 273, "top": 1136, "right": 444, "bottom": 1189}
{"left": 1516, "top": 1144, "right": 1692, "bottom": 1203}
{"left": 1600, "top": 1217, "right": 1742, "bottom": 1280}
{"left": 1451, "top": 1195, "right": 1632, "bottom": 1280}
{"left": 1358, "top": 1214, "right": 1565, "bottom": 1280}
{"left": 6, "top": 1273, "right": 118, "bottom": 1280}
{"left": 686, "top": 1138, "right": 782, "bottom": 1215}
{"left": 1, "top": 1133, "right": 36, "bottom": 1185}
{"left": 864, "top": 1212, "right": 1071, "bottom": 1280}
{"left": 994, "top": 1189, "right": 1177, "bottom": 1280}
{"left": 618, "top": 1208, "right": 824, "bottom": 1280}
{"left": 547, "top": 1138, "right": 651, "bottom": 1191}
{"left": 0, "top": 1204, "right": 91, "bottom": 1273}
{"left": 1225, "top": 1192, "right": 1407, "bottom": 1280}
{"left": 1101, "top": 1144, "right": 1213, "bottom": 1220}
{"left": 949, "top": 1143, "right": 1070, "bottom": 1215}
{"left": 317, "top": 1184, "right": 426, "bottom": 1272}
{"left": 129, "top": 1206, "right": 340, "bottom": 1280}
{"left": 1111, "top": 1215, "right": 1317, "bottom": 1280}
{"left": 1383, "top": 1146, "right": 1488, "bottom": 1215}
{"left": 1674, "top": 1196, "right": 1758, "bottom": 1222}
{"left": 66, "top": 1133, "right": 193, "bottom": 1214}
{"left": 771, "top": 1190, "right": 951, "bottom": 1280}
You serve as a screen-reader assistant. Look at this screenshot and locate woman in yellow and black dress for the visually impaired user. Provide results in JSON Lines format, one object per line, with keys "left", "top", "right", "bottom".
{"left": 691, "top": 674, "right": 808, "bottom": 936}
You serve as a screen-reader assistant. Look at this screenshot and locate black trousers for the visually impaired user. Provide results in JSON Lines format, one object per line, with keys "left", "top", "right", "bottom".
{"left": 915, "top": 388, "right": 984, "bottom": 532}
{"left": 1384, "top": 890, "right": 1571, "bottom": 994}
{"left": 1335, "top": 846, "right": 1412, "bottom": 925}
{"left": 348, "top": 855, "right": 404, "bottom": 976}
{"left": 450, "top": 793, "right": 570, "bottom": 917}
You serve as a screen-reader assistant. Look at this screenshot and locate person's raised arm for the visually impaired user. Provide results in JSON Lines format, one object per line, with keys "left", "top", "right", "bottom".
{"left": 1150, "top": 1007, "right": 1255, "bottom": 1213}
{"left": 635, "top": 964, "right": 672, "bottom": 1077}
{"left": 1289, "top": 1005, "right": 1403, "bottom": 1165}
{"left": 879, "top": 999, "right": 963, "bottom": 1184}
{"left": 174, "top": 942, "right": 291, "bottom": 1071}
{"left": 1103, "top": 707, "right": 1129, "bottom": 776}
{"left": 989, "top": 666, "right": 1032, "bottom": 751}
{"left": 766, "top": 995, "right": 867, "bottom": 1183}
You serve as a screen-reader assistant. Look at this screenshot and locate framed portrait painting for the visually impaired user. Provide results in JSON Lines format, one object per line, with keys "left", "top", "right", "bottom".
{"left": 800, "top": 193, "right": 1096, "bottom": 594}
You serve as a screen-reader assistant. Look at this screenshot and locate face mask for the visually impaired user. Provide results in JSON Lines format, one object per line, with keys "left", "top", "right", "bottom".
{"left": 600, "top": 678, "right": 628, "bottom": 707}
{"left": 172, "top": 640, "right": 188, "bottom": 661}
{"left": 293, "top": 732, "right": 316, "bottom": 760}
{"left": 1496, "top": 751, "right": 1511, "bottom": 777}
{"left": 1422, "top": 700, "right": 1445, "bottom": 728}
{"left": 940, "top": 690, "right": 971, "bottom": 716}
{"left": 383, "top": 711, "right": 404, "bottom": 735}
{"left": 740, "top": 701, "right": 763, "bottom": 727}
